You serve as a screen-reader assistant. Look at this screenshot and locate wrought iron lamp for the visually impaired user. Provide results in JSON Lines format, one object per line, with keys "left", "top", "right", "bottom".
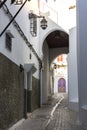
{"left": 29, "top": 13, "right": 47, "bottom": 37}
{"left": 40, "top": 16, "right": 47, "bottom": 30}
{"left": 29, "top": 13, "right": 48, "bottom": 30}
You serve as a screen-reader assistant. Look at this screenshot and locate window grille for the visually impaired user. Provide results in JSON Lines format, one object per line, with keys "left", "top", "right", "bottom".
{"left": 30, "top": 17, "right": 37, "bottom": 37}
{"left": 5, "top": 31, "right": 14, "bottom": 51}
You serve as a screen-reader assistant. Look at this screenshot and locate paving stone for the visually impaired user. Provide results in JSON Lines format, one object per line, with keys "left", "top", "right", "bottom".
{"left": 9, "top": 94, "right": 87, "bottom": 130}
{"left": 46, "top": 94, "right": 85, "bottom": 130}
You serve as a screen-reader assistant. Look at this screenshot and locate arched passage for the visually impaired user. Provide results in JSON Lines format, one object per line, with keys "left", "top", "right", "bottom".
{"left": 41, "top": 30, "right": 69, "bottom": 104}
{"left": 51, "top": 54, "right": 68, "bottom": 95}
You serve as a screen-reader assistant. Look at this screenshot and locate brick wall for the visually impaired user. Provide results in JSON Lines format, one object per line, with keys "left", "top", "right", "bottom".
{"left": 0, "top": 53, "right": 24, "bottom": 129}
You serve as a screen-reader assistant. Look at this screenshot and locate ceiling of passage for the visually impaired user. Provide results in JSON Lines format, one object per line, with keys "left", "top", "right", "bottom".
{"left": 46, "top": 30, "right": 69, "bottom": 48}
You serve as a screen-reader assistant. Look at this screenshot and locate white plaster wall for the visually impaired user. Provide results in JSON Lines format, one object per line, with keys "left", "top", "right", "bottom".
{"left": 40, "top": 0, "right": 76, "bottom": 32}
{"left": 0, "top": 0, "right": 69, "bottom": 106}
{"left": 0, "top": 0, "right": 68, "bottom": 59}
{"left": 68, "top": 27, "right": 78, "bottom": 111}
{"left": 54, "top": 76, "right": 58, "bottom": 93}
{"left": 0, "top": 0, "right": 41, "bottom": 55}
{"left": 77, "top": 0, "right": 87, "bottom": 124}
{"left": 0, "top": 6, "right": 39, "bottom": 79}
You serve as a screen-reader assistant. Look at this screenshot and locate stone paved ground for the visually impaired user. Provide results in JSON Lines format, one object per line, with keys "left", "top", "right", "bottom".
{"left": 8, "top": 94, "right": 61, "bottom": 130}
{"left": 46, "top": 94, "right": 87, "bottom": 130}
{"left": 8, "top": 94, "right": 87, "bottom": 130}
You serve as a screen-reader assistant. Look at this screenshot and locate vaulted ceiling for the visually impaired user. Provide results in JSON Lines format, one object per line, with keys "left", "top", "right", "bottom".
{"left": 46, "top": 30, "right": 69, "bottom": 48}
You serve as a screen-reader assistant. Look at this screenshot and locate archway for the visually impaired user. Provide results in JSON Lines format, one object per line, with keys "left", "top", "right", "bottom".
{"left": 51, "top": 54, "right": 68, "bottom": 95}
{"left": 41, "top": 30, "right": 69, "bottom": 104}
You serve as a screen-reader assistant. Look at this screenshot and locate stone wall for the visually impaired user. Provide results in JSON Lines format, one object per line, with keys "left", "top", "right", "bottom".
{"left": 0, "top": 53, "right": 24, "bottom": 129}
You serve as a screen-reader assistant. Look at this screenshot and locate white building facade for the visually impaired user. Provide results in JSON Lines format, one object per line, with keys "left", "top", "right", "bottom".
{"left": 0, "top": 0, "right": 41, "bottom": 129}
{"left": 0, "top": 0, "right": 69, "bottom": 129}
{"left": 1, "top": 0, "right": 87, "bottom": 129}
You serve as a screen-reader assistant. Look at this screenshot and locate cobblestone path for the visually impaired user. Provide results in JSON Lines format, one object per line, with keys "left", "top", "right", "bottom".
{"left": 46, "top": 94, "right": 87, "bottom": 130}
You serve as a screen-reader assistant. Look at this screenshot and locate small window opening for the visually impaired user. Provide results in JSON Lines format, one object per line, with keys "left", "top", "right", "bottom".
{"left": 5, "top": 31, "right": 14, "bottom": 51}
{"left": 30, "top": 17, "right": 37, "bottom": 37}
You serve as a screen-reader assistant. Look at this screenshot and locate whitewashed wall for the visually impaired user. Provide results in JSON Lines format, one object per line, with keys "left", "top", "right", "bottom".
{"left": 68, "top": 27, "right": 78, "bottom": 111}
{"left": 40, "top": 0, "right": 76, "bottom": 32}
{"left": 0, "top": 0, "right": 67, "bottom": 64}
{"left": 77, "top": 0, "right": 87, "bottom": 125}
{"left": 0, "top": 0, "right": 72, "bottom": 106}
{"left": 0, "top": 2, "right": 40, "bottom": 79}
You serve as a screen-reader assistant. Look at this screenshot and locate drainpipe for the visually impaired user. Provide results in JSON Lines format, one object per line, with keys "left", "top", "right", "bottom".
{"left": 39, "top": 60, "right": 43, "bottom": 107}
{"left": 40, "top": 68, "right": 43, "bottom": 106}
{"left": 24, "top": 70, "right": 28, "bottom": 118}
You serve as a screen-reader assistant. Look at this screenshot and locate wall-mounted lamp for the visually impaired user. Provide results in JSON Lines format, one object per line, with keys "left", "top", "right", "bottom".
{"left": 40, "top": 16, "right": 48, "bottom": 30}
{"left": 29, "top": 13, "right": 47, "bottom": 37}
{"left": 29, "top": 13, "right": 47, "bottom": 30}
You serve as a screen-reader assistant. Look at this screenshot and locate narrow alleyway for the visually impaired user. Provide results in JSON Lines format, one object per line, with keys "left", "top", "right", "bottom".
{"left": 9, "top": 94, "right": 87, "bottom": 130}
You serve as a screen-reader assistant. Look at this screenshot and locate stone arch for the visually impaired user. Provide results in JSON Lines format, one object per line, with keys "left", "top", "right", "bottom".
{"left": 39, "top": 18, "right": 68, "bottom": 58}
{"left": 40, "top": 25, "right": 69, "bottom": 104}
{"left": 41, "top": 28, "right": 68, "bottom": 56}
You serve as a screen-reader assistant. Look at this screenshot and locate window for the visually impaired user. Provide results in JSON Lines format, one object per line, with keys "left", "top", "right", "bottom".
{"left": 5, "top": 31, "right": 14, "bottom": 51}
{"left": 30, "top": 17, "right": 37, "bottom": 37}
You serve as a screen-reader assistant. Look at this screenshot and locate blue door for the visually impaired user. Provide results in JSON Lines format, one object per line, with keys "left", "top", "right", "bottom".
{"left": 58, "top": 78, "right": 66, "bottom": 93}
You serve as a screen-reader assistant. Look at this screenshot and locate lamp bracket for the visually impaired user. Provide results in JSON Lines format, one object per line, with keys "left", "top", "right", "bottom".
{"left": 29, "top": 13, "right": 44, "bottom": 19}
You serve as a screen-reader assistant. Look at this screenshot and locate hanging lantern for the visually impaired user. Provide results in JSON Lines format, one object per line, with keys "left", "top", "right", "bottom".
{"left": 40, "top": 17, "right": 47, "bottom": 30}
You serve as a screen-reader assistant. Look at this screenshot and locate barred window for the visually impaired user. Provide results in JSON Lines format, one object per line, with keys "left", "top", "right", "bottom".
{"left": 30, "top": 17, "right": 37, "bottom": 37}
{"left": 5, "top": 32, "right": 14, "bottom": 51}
